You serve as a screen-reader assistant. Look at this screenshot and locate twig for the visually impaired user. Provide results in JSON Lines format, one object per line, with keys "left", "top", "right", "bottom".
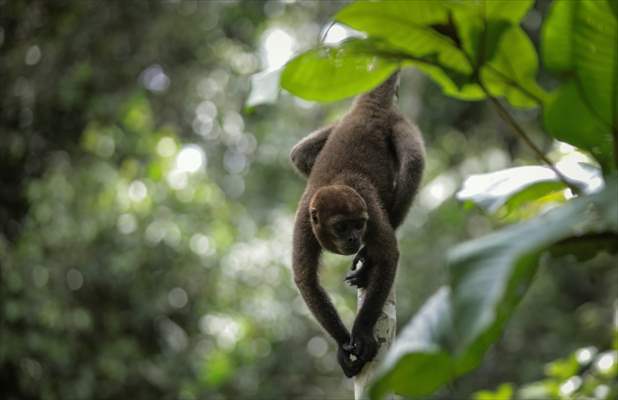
{"left": 479, "top": 82, "right": 583, "bottom": 195}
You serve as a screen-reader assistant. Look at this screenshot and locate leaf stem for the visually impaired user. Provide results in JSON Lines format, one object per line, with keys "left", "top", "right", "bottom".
{"left": 479, "top": 82, "right": 583, "bottom": 195}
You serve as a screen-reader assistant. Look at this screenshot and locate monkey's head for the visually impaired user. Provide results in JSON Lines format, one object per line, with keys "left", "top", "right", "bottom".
{"left": 309, "top": 185, "right": 368, "bottom": 255}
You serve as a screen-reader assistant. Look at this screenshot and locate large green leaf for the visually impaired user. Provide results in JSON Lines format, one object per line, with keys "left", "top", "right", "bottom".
{"left": 369, "top": 287, "right": 456, "bottom": 399}
{"left": 370, "top": 177, "right": 618, "bottom": 399}
{"left": 280, "top": 39, "right": 400, "bottom": 102}
{"left": 449, "top": 1, "right": 544, "bottom": 107}
{"left": 542, "top": 0, "right": 618, "bottom": 171}
{"left": 334, "top": 1, "right": 486, "bottom": 100}
{"left": 335, "top": 1, "right": 472, "bottom": 74}
{"left": 481, "top": 25, "right": 547, "bottom": 107}
{"left": 544, "top": 81, "right": 613, "bottom": 169}
{"left": 541, "top": 0, "right": 574, "bottom": 71}
{"left": 456, "top": 163, "right": 603, "bottom": 214}
{"left": 456, "top": 166, "right": 568, "bottom": 213}
{"left": 454, "top": 0, "right": 534, "bottom": 24}
{"left": 449, "top": 176, "right": 618, "bottom": 354}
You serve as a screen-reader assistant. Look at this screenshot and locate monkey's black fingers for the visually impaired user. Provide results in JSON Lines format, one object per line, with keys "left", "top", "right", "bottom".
{"left": 344, "top": 267, "right": 370, "bottom": 288}
{"left": 337, "top": 345, "right": 365, "bottom": 377}
{"left": 351, "top": 333, "right": 378, "bottom": 364}
{"left": 351, "top": 246, "right": 368, "bottom": 271}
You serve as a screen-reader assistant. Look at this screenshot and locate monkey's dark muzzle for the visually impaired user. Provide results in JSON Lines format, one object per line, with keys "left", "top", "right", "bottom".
{"left": 339, "top": 239, "right": 362, "bottom": 255}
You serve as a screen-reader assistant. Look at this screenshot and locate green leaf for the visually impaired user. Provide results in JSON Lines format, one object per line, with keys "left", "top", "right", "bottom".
{"left": 545, "top": 354, "right": 579, "bottom": 380}
{"left": 456, "top": 163, "right": 602, "bottom": 214}
{"left": 450, "top": 1, "right": 544, "bottom": 107}
{"left": 474, "top": 383, "right": 514, "bottom": 400}
{"left": 370, "top": 287, "right": 456, "bottom": 399}
{"left": 456, "top": 166, "right": 567, "bottom": 213}
{"left": 484, "top": 0, "right": 533, "bottom": 23}
{"left": 371, "top": 177, "right": 618, "bottom": 398}
{"left": 571, "top": 0, "right": 618, "bottom": 128}
{"left": 455, "top": 0, "right": 534, "bottom": 24}
{"left": 336, "top": 1, "right": 472, "bottom": 74}
{"left": 544, "top": 81, "right": 614, "bottom": 169}
{"left": 280, "top": 39, "right": 400, "bottom": 102}
{"left": 541, "top": 0, "right": 574, "bottom": 71}
{"left": 414, "top": 63, "right": 485, "bottom": 100}
{"left": 335, "top": 1, "right": 485, "bottom": 100}
{"left": 542, "top": 0, "right": 618, "bottom": 171}
{"left": 449, "top": 177, "right": 618, "bottom": 354}
{"left": 481, "top": 25, "right": 547, "bottom": 107}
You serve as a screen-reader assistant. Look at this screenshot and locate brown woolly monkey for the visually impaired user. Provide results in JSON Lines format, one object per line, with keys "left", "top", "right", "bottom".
{"left": 290, "top": 72, "right": 425, "bottom": 377}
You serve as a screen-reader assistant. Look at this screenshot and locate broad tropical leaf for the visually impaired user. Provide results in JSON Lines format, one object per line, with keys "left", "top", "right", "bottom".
{"left": 370, "top": 177, "right": 618, "bottom": 399}
{"left": 542, "top": 0, "right": 618, "bottom": 171}
{"left": 370, "top": 287, "right": 456, "bottom": 399}
{"left": 456, "top": 163, "right": 603, "bottom": 214}
{"left": 481, "top": 25, "right": 547, "bottom": 107}
{"left": 335, "top": 1, "right": 472, "bottom": 74}
{"left": 280, "top": 39, "right": 400, "bottom": 102}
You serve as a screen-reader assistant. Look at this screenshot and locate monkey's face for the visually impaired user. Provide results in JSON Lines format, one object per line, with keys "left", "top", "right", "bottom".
{"left": 327, "top": 216, "right": 367, "bottom": 255}
{"left": 309, "top": 185, "right": 368, "bottom": 255}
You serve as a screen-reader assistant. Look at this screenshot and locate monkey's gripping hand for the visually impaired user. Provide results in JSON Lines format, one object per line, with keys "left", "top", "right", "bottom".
{"left": 350, "top": 329, "right": 378, "bottom": 368}
{"left": 337, "top": 342, "right": 365, "bottom": 377}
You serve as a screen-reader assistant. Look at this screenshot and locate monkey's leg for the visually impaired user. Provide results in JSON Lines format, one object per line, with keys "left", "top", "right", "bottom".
{"left": 388, "top": 119, "right": 425, "bottom": 229}
{"left": 289, "top": 124, "right": 335, "bottom": 177}
{"left": 292, "top": 198, "right": 363, "bottom": 377}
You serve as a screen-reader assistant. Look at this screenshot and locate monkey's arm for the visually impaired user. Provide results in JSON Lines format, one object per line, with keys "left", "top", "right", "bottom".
{"left": 293, "top": 197, "right": 350, "bottom": 345}
{"left": 389, "top": 119, "right": 425, "bottom": 228}
{"left": 293, "top": 199, "right": 364, "bottom": 376}
{"left": 350, "top": 192, "right": 399, "bottom": 363}
{"left": 289, "top": 124, "right": 335, "bottom": 178}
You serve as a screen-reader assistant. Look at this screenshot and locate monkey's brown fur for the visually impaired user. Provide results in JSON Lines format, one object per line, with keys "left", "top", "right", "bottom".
{"left": 291, "top": 72, "right": 425, "bottom": 377}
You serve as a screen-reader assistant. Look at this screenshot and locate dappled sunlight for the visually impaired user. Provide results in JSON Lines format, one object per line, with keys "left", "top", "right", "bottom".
{"left": 261, "top": 28, "right": 295, "bottom": 70}
{"left": 418, "top": 173, "right": 458, "bottom": 211}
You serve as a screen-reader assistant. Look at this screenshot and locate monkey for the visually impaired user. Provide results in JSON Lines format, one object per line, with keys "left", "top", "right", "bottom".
{"left": 290, "top": 71, "right": 425, "bottom": 377}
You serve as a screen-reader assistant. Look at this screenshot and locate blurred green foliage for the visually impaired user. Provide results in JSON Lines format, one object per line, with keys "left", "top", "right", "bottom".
{"left": 1, "top": 1, "right": 616, "bottom": 400}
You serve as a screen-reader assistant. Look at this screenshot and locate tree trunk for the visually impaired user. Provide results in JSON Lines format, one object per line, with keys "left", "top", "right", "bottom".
{"left": 353, "top": 288, "right": 396, "bottom": 400}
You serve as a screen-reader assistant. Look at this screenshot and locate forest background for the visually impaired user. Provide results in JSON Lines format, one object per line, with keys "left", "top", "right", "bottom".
{"left": 1, "top": 1, "right": 616, "bottom": 399}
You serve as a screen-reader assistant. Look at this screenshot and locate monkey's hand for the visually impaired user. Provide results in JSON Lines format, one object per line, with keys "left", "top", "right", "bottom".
{"left": 344, "top": 247, "right": 370, "bottom": 288}
{"left": 350, "top": 330, "right": 378, "bottom": 366}
{"left": 337, "top": 342, "right": 364, "bottom": 377}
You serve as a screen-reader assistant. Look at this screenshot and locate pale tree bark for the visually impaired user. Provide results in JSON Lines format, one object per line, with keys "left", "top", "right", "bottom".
{"left": 353, "top": 288, "right": 396, "bottom": 400}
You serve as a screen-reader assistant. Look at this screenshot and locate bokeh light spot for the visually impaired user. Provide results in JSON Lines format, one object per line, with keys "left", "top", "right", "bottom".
{"left": 176, "top": 145, "right": 206, "bottom": 173}
{"left": 157, "top": 137, "right": 177, "bottom": 157}
{"left": 128, "top": 180, "right": 148, "bottom": 202}
{"left": 117, "top": 213, "right": 137, "bottom": 234}
{"left": 261, "top": 28, "right": 294, "bottom": 69}
{"left": 66, "top": 269, "right": 84, "bottom": 291}
{"left": 168, "top": 287, "right": 188, "bottom": 309}
{"left": 307, "top": 336, "right": 328, "bottom": 358}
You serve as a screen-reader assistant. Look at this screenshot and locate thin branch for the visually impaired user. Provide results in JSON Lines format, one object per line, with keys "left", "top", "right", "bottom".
{"left": 479, "top": 82, "right": 583, "bottom": 195}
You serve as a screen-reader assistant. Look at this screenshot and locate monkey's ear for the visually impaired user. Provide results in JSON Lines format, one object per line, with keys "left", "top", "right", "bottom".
{"left": 310, "top": 208, "right": 319, "bottom": 225}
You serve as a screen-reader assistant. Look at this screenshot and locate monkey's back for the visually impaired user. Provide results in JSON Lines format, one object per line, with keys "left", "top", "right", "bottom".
{"left": 308, "top": 105, "right": 401, "bottom": 210}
